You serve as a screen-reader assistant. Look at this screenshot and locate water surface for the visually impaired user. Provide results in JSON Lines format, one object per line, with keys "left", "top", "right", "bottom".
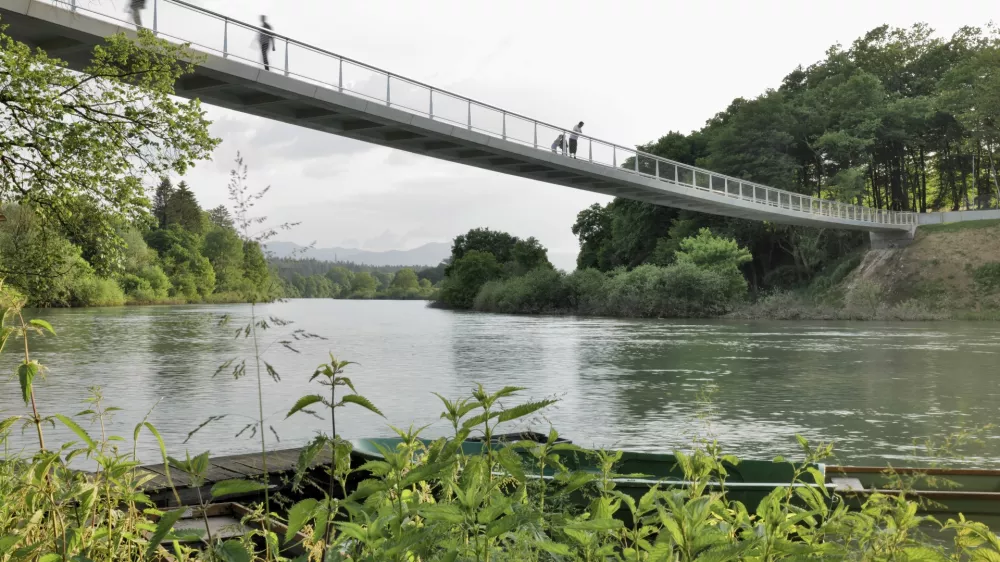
{"left": 2, "top": 300, "right": 998, "bottom": 467}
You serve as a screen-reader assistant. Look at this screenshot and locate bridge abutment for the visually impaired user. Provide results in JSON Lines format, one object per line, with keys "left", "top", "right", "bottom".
{"left": 869, "top": 229, "right": 915, "bottom": 250}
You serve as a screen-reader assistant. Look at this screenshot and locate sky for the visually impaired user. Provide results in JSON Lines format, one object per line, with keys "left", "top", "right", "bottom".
{"left": 124, "top": 0, "right": 995, "bottom": 265}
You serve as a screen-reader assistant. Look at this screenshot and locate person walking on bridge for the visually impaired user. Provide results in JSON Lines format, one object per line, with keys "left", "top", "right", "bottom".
{"left": 127, "top": 0, "right": 146, "bottom": 27}
{"left": 258, "top": 15, "right": 276, "bottom": 71}
{"left": 569, "top": 121, "right": 584, "bottom": 159}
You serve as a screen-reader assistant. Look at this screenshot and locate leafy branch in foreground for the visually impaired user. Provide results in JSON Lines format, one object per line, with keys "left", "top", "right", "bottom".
{"left": 0, "top": 26, "right": 218, "bottom": 274}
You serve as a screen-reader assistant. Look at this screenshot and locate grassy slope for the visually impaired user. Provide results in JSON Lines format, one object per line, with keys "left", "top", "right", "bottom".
{"left": 853, "top": 220, "right": 1000, "bottom": 312}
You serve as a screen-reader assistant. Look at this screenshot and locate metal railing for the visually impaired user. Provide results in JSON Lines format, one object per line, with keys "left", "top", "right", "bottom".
{"left": 53, "top": 0, "right": 916, "bottom": 228}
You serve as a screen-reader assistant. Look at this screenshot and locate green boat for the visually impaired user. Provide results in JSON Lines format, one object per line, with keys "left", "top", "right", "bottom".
{"left": 349, "top": 437, "right": 835, "bottom": 512}
{"left": 828, "top": 465, "right": 1000, "bottom": 518}
{"left": 350, "top": 438, "right": 1000, "bottom": 519}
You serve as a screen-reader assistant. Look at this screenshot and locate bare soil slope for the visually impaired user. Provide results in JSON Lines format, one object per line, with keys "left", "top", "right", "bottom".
{"left": 848, "top": 220, "right": 1000, "bottom": 311}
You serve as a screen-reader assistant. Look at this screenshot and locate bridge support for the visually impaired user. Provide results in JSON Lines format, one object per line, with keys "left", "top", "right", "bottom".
{"left": 869, "top": 228, "right": 915, "bottom": 250}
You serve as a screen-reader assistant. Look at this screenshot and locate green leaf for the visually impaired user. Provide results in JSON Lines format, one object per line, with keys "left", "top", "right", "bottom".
{"left": 564, "top": 518, "right": 624, "bottom": 531}
{"left": 416, "top": 503, "right": 464, "bottom": 524}
{"left": 17, "top": 361, "right": 39, "bottom": 405}
{"left": 285, "top": 499, "right": 318, "bottom": 543}
{"left": 496, "top": 399, "right": 557, "bottom": 423}
{"left": 210, "top": 479, "right": 268, "bottom": 499}
{"left": 486, "top": 514, "right": 519, "bottom": 538}
{"left": 145, "top": 508, "right": 186, "bottom": 560}
{"left": 29, "top": 319, "right": 55, "bottom": 335}
{"left": 339, "top": 394, "right": 383, "bottom": 417}
{"left": 536, "top": 540, "right": 572, "bottom": 556}
{"left": 39, "top": 554, "right": 61, "bottom": 562}
{"left": 214, "top": 540, "right": 251, "bottom": 562}
{"left": 0, "top": 416, "right": 20, "bottom": 436}
{"left": 0, "top": 536, "right": 21, "bottom": 556}
{"left": 285, "top": 395, "right": 324, "bottom": 419}
{"left": 55, "top": 414, "right": 96, "bottom": 449}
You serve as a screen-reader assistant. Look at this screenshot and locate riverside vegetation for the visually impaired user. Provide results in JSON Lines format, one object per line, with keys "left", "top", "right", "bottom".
{"left": 3, "top": 290, "right": 1000, "bottom": 561}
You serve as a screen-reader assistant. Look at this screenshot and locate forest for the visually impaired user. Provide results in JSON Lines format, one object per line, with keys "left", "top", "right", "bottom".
{"left": 435, "top": 23, "right": 1000, "bottom": 317}
{"left": 0, "top": 177, "right": 279, "bottom": 307}
{"left": 572, "top": 23, "right": 1000, "bottom": 292}
{"left": 274, "top": 258, "right": 438, "bottom": 299}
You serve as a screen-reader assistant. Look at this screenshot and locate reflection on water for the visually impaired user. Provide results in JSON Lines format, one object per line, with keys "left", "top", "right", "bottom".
{"left": 1, "top": 300, "right": 998, "bottom": 467}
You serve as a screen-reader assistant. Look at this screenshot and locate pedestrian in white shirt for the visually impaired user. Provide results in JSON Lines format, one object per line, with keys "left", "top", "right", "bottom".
{"left": 569, "top": 121, "right": 584, "bottom": 158}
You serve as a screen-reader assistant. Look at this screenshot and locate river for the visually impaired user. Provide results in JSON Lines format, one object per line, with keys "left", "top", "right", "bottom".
{"left": 2, "top": 299, "right": 998, "bottom": 467}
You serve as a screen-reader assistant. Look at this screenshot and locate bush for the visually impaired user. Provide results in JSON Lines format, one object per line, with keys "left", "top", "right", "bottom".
{"left": 564, "top": 268, "right": 608, "bottom": 314}
{"left": 844, "top": 279, "right": 884, "bottom": 318}
{"left": 438, "top": 250, "right": 503, "bottom": 309}
{"left": 473, "top": 267, "right": 568, "bottom": 314}
{"left": 602, "top": 263, "right": 734, "bottom": 317}
{"left": 70, "top": 275, "right": 126, "bottom": 307}
{"left": 973, "top": 262, "right": 1000, "bottom": 293}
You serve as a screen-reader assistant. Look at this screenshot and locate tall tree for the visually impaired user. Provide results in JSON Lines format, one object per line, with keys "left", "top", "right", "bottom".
{"left": 152, "top": 177, "right": 175, "bottom": 229}
{"left": 165, "top": 182, "right": 204, "bottom": 234}
{"left": 0, "top": 28, "right": 218, "bottom": 273}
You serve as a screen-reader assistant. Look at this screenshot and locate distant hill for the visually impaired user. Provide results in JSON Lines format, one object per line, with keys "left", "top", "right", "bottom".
{"left": 265, "top": 241, "right": 451, "bottom": 267}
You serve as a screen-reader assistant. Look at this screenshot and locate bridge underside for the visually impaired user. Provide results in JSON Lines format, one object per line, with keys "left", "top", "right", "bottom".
{"left": 0, "top": 1, "right": 910, "bottom": 233}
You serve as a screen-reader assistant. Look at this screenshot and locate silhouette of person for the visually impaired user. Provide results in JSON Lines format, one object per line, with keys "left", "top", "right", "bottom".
{"left": 551, "top": 133, "right": 565, "bottom": 154}
{"left": 128, "top": 0, "right": 146, "bottom": 27}
{"left": 259, "top": 15, "right": 276, "bottom": 71}
{"left": 569, "top": 121, "right": 584, "bottom": 158}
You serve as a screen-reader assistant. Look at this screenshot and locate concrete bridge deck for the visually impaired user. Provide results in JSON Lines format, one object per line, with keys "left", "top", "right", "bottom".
{"left": 1, "top": 0, "right": 919, "bottom": 232}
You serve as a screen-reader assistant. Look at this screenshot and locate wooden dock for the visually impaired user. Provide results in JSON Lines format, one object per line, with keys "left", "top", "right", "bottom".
{"left": 136, "top": 446, "right": 329, "bottom": 506}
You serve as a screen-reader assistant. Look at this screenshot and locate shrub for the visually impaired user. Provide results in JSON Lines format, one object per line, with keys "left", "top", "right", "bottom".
{"left": 602, "top": 263, "right": 734, "bottom": 317}
{"left": 844, "top": 279, "right": 884, "bottom": 318}
{"left": 564, "top": 268, "right": 608, "bottom": 314}
{"left": 70, "top": 275, "right": 126, "bottom": 307}
{"left": 973, "top": 262, "right": 1000, "bottom": 292}
{"left": 473, "top": 267, "right": 568, "bottom": 314}
{"left": 438, "top": 250, "right": 503, "bottom": 309}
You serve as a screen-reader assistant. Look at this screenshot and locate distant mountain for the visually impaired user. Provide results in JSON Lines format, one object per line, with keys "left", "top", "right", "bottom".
{"left": 265, "top": 241, "right": 451, "bottom": 267}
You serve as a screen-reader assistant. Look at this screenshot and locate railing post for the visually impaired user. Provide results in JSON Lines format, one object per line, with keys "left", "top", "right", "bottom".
{"left": 634, "top": 153, "right": 638, "bottom": 173}
{"left": 467, "top": 101, "right": 472, "bottom": 130}
{"left": 533, "top": 122, "right": 537, "bottom": 149}
{"left": 429, "top": 90, "right": 434, "bottom": 119}
{"left": 613, "top": 149, "right": 616, "bottom": 168}
{"left": 674, "top": 165, "right": 678, "bottom": 183}
{"left": 502, "top": 112, "right": 506, "bottom": 140}
{"left": 223, "top": 19, "right": 229, "bottom": 58}
{"left": 589, "top": 139, "right": 593, "bottom": 162}
{"left": 386, "top": 74, "right": 391, "bottom": 106}
{"left": 70, "top": 0, "right": 76, "bottom": 11}
{"left": 655, "top": 159, "right": 659, "bottom": 178}
{"left": 153, "top": 0, "right": 158, "bottom": 34}
{"left": 338, "top": 59, "right": 343, "bottom": 92}
{"left": 284, "top": 39, "right": 289, "bottom": 76}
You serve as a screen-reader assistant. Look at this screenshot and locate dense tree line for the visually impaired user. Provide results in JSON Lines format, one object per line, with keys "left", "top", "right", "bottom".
{"left": 436, "top": 228, "right": 752, "bottom": 317}
{"left": 0, "top": 177, "right": 278, "bottom": 307}
{"left": 572, "top": 24, "right": 1000, "bottom": 294}
{"left": 273, "top": 258, "right": 438, "bottom": 299}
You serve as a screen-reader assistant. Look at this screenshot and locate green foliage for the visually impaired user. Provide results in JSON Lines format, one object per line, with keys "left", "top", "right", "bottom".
{"left": 203, "top": 227, "right": 245, "bottom": 292}
{"left": 474, "top": 267, "right": 568, "bottom": 314}
{"left": 464, "top": 230, "right": 753, "bottom": 317}
{"left": 350, "top": 271, "right": 377, "bottom": 298}
{"left": 0, "top": 27, "right": 218, "bottom": 274}
{"left": 391, "top": 268, "right": 420, "bottom": 291}
{"left": 438, "top": 250, "right": 503, "bottom": 309}
{"left": 973, "top": 262, "right": 1000, "bottom": 293}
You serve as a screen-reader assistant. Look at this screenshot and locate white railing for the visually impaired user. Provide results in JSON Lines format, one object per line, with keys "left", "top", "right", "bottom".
{"left": 53, "top": 0, "right": 916, "bottom": 228}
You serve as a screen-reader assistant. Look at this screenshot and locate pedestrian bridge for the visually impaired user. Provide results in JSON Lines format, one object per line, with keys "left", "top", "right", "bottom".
{"left": 1, "top": 0, "right": 918, "bottom": 233}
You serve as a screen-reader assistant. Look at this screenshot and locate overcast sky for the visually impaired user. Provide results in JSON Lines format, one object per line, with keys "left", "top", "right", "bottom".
{"left": 124, "top": 0, "right": 994, "bottom": 260}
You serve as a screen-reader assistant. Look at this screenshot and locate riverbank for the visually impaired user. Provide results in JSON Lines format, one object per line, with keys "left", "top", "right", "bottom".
{"left": 732, "top": 220, "right": 1000, "bottom": 321}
